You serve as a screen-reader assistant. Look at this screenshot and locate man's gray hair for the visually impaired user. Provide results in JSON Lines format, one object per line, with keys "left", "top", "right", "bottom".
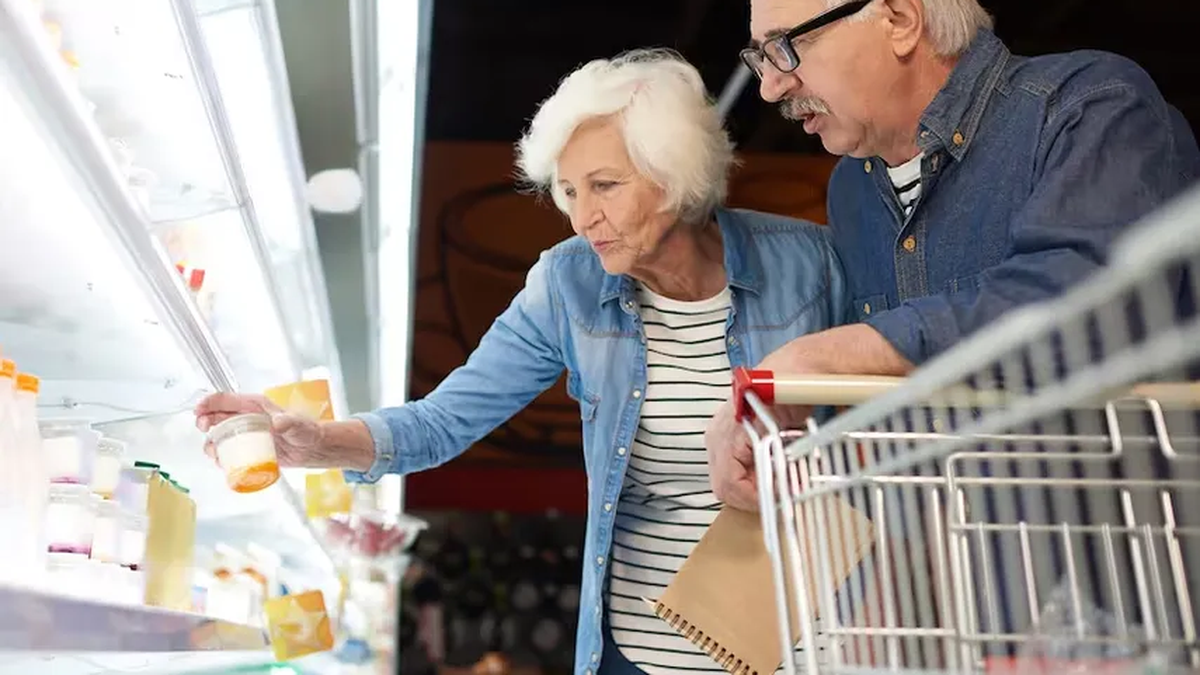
{"left": 516, "top": 49, "right": 736, "bottom": 225}
{"left": 835, "top": 0, "right": 993, "bottom": 57}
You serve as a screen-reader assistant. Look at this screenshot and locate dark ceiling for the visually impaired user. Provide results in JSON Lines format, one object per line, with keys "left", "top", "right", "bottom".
{"left": 424, "top": 0, "right": 1200, "bottom": 154}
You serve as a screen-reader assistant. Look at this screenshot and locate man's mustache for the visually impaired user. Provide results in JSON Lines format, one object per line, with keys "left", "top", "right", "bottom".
{"left": 780, "top": 96, "right": 831, "bottom": 120}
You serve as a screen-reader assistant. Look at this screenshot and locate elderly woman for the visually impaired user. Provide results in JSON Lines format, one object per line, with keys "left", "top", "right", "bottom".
{"left": 194, "top": 50, "right": 846, "bottom": 674}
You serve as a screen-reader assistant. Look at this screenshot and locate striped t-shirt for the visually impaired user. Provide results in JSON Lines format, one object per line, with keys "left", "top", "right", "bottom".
{"left": 606, "top": 283, "right": 732, "bottom": 673}
{"left": 887, "top": 153, "right": 923, "bottom": 218}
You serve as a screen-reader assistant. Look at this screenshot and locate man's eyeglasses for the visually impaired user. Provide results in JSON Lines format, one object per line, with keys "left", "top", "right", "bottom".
{"left": 740, "top": 0, "right": 873, "bottom": 78}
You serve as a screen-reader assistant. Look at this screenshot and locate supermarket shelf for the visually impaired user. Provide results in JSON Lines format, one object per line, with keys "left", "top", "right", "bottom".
{"left": 0, "top": 0, "right": 338, "bottom": 622}
{"left": 98, "top": 410, "right": 339, "bottom": 592}
{"left": 0, "top": 584, "right": 267, "bottom": 653}
{"left": 0, "top": 1, "right": 224, "bottom": 414}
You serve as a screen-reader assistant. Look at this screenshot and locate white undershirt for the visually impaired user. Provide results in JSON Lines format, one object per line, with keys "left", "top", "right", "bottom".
{"left": 605, "top": 285, "right": 830, "bottom": 674}
{"left": 606, "top": 283, "right": 732, "bottom": 673}
{"left": 886, "top": 153, "right": 924, "bottom": 218}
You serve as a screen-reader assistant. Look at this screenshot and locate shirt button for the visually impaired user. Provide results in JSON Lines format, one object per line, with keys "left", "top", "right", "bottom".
{"left": 863, "top": 302, "right": 871, "bottom": 315}
{"left": 727, "top": 336, "right": 737, "bottom": 346}
{"left": 586, "top": 670, "right": 593, "bottom": 675}
{"left": 632, "top": 389, "right": 642, "bottom": 399}
{"left": 902, "top": 236, "right": 916, "bottom": 252}
{"left": 604, "top": 502, "right": 612, "bottom": 512}
{"left": 624, "top": 300, "right": 634, "bottom": 309}
{"left": 592, "top": 653, "right": 600, "bottom": 663}
{"left": 952, "top": 130, "right": 965, "bottom": 146}
{"left": 863, "top": 160, "right": 872, "bottom": 174}
{"left": 596, "top": 556, "right": 605, "bottom": 566}
{"left": 617, "top": 446, "right": 627, "bottom": 456}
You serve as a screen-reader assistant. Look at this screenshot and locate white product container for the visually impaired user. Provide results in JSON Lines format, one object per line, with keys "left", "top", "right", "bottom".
{"left": 90, "top": 497, "right": 122, "bottom": 563}
{"left": 206, "top": 413, "right": 280, "bottom": 493}
{"left": 92, "top": 437, "right": 125, "bottom": 498}
{"left": 46, "top": 483, "right": 94, "bottom": 555}
{"left": 115, "top": 461, "right": 157, "bottom": 513}
{"left": 39, "top": 419, "right": 98, "bottom": 485}
{"left": 119, "top": 508, "right": 147, "bottom": 571}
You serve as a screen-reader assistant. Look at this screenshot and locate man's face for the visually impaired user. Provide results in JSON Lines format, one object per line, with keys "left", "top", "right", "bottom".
{"left": 749, "top": 0, "right": 889, "bottom": 157}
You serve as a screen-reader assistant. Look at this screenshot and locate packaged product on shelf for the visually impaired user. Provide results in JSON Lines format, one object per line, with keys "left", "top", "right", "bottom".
{"left": 119, "top": 506, "right": 147, "bottom": 571}
{"left": 206, "top": 412, "right": 280, "bottom": 493}
{"left": 116, "top": 459, "right": 158, "bottom": 513}
{"left": 39, "top": 418, "right": 97, "bottom": 485}
{"left": 90, "top": 495, "right": 122, "bottom": 564}
{"left": 142, "top": 473, "right": 196, "bottom": 610}
{"left": 264, "top": 378, "right": 335, "bottom": 421}
{"left": 0, "top": 358, "right": 28, "bottom": 581}
{"left": 245, "top": 542, "right": 283, "bottom": 598}
{"left": 263, "top": 589, "right": 335, "bottom": 661}
{"left": 92, "top": 436, "right": 125, "bottom": 499}
{"left": 46, "top": 482, "right": 93, "bottom": 555}
{"left": 0, "top": 365, "right": 50, "bottom": 579}
{"left": 209, "top": 543, "right": 263, "bottom": 625}
{"left": 110, "top": 502, "right": 147, "bottom": 606}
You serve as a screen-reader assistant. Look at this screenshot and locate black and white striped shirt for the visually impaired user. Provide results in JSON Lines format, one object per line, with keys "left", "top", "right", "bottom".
{"left": 606, "top": 283, "right": 732, "bottom": 673}
{"left": 887, "top": 153, "right": 924, "bottom": 218}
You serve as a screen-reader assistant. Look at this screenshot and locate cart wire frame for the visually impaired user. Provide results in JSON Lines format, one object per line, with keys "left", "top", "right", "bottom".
{"left": 734, "top": 183, "right": 1200, "bottom": 674}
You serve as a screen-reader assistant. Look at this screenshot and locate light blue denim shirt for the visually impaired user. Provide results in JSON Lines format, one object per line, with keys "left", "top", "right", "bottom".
{"left": 345, "top": 207, "right": 847, "bottom": 673}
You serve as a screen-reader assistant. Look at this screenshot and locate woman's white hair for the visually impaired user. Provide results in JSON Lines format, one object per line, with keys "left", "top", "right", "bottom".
{"left": 516, "top": 49, "right": 736, "bottom": 225}
{"left": 837, "top": 0, "right": 993, "bottom": 57}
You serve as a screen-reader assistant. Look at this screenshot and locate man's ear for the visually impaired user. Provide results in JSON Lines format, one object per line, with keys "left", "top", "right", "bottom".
{"left": 879, "top": 0, "right": 924, "bottom": 58}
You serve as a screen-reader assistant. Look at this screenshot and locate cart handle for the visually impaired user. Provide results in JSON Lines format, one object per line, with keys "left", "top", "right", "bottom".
{"left": 731, "top": 367, "right": 1200, "bottom": 422}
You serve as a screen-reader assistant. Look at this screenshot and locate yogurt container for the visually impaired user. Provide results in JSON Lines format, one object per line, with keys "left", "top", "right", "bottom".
{"left": 207, "top": 413, "right": 280, "bottom": 493}
{"left": 39, "top": 419, "right": 98, "bottom": 485}
{"left": 92, "top": 436, "right": 126, "bottom": 498}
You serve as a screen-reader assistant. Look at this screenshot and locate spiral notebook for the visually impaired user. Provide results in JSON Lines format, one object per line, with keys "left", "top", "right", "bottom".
{"left": 648, "top": 501, "right": 875, "bottom": 675}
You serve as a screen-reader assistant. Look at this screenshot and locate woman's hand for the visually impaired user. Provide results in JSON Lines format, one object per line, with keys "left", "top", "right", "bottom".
{"left": 194, "top": 392, "right": 324, "bottom": 468}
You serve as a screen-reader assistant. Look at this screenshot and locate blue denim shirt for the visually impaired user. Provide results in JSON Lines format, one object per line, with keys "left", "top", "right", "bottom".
{"left": 345, "top": 207, "right": 847, "bottom": 673}
{"left": 830, "top": 29, "right": 1200, "bottom": 366}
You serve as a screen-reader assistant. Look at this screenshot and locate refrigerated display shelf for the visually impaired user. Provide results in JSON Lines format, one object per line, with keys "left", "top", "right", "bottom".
{"left": 0, "top": 1, "right": 342, "bottom": 667}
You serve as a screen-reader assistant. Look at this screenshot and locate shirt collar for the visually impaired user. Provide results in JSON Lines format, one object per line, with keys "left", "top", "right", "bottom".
{"left": 598, "top": 207, "right": 762, "bottom": 307}
{"left": 917, "top": 28, "right": 1010, "bottom": 162}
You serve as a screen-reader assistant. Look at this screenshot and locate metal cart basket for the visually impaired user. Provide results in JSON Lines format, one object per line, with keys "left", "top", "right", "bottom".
{"left": 734, "top": 184, "right": 1200, "bottom": 674}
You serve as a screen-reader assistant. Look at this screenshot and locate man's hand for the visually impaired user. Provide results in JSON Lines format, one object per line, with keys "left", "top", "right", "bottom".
{"left": 705, "top": 399, "right": 759, "bottom": 511}
{"left": 707, "top": 323, "right": 910, "bottom": 512}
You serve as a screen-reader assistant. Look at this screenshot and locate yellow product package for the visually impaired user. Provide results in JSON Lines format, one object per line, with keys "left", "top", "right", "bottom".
{"left": 305, "top": 469, "right": 352, "bottom": 519}
{"left": 263, "top": 590, "right": 334, "bottom": 661}
{"left": 264, "top": 379, "right": 335, "bottom": 421}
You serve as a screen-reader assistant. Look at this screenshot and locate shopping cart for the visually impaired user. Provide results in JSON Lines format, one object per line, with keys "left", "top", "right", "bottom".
{"left": 734, "top": 184, "right": 1200, "bottom": 674}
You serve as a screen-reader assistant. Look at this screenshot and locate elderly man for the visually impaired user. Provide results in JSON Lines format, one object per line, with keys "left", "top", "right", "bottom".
{"left": 707, "top": 0, "right": 1200, "bottom": 510}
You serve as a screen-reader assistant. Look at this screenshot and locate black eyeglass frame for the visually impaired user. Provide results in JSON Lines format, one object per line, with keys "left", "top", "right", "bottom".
{"left": 740, "top": 0, "right": 873, "bottom": 77}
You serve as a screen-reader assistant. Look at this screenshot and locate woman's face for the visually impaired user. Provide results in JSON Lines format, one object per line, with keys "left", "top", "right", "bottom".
{"left": 556, "top": 117, "right": 677, "bottom": 276}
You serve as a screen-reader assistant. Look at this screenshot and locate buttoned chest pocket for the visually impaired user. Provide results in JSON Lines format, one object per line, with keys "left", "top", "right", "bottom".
{"left": 852, "top": 293, "right": 888, "bottom": 322}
